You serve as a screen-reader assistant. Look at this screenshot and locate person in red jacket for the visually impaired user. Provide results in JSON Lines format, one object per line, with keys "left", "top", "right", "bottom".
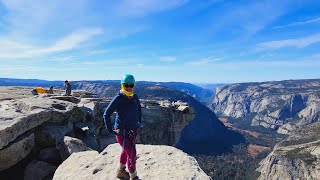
{"left": 103, "top": 74, "right": 141, "bottom": 180}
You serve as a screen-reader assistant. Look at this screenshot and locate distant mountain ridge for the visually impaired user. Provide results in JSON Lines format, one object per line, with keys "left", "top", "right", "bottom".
{"left": 193, "top": 82, "right": 226, "bottom": 92}
{"left": 0, "top": 78, "right": 62, "bottom": 87}
{"left": 0, "top": 78, "right": 214, "bottom": 106}
{"left": 212, "top": 79, "right": 320, "bottom": 134}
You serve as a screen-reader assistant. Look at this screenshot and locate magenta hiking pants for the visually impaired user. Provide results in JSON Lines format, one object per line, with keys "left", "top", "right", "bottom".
{"left": 115, "top": 129, "right": 138, "bottom": 173}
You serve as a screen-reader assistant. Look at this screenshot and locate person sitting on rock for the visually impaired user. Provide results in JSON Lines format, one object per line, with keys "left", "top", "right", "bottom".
{"left": 46, "top": 86, "right": 54, "bottom": 94}
{"left": 103, "top": 74, "right": 141, "bottom": 180}
{"left": 64, "top": 80, "right": 72, "bottom": 96}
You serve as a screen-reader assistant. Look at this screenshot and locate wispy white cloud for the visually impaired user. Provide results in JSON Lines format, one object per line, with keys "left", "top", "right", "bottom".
{"left": 46, "top": 56, "right": 75, "bottom": 62}
{"left": 310, "top": 53, "right": 320, "bottom": 59}
{"left": 1, "top": 0, "right": 89, "bottom": 37}
{"left": 0, "top": 38, "right": 32, "bottom": 49}
{"left": 226, "top": 60, "right": 318, "bottom": 69}
{"left": 186, "top": 57, "right": 222, "bottom": 65}
{"left": 0, "top": 65, "right": 35, "bottom": 72}
{"left": 0, "top": 0, "right": 107, "bottom": 59}
{"left": 208, "top": 0, "right": 290, "bottom": 38}
{"left": 257, "top": 33, "right": 320, "bottom": 49}
{"left": 159, "top": 56, "right": 176, "bottom": 62}
{"left": 112, "top": 0, "right": 188, "bottom": 17}
{"left": 0, "top": 28, "right": 103, "bottom": 59}
{"left": 84, "top": 45, "right": 140, "bottom": 56}
{"left": 87, "top": 49, "right": 112, "bottom": 55}
{"left": 28, "top": 28, "right": 103, "bottom": 54}
{"left": 184, "top": 55, "right": 320, "bottom": 69}
{"left": 0, "top": 0, "right": 165, "bottom": 61}
{"left": 108, "top": 25, "right": 149, "bottom": 40}
{"left": 136, "top": 64, "right": 144, "bottom": 68}
{"left": 63, "top": 58, "right": 141, "bottom": 66}
{"left": 244, "top": 59, "right": 320, "bottom": 67}
{"left": 272, "top": 17, "right": 320, "bottom": 29}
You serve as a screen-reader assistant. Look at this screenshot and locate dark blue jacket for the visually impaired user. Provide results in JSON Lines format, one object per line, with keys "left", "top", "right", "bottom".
{"left": 103, "top": 92, "right": 141, "bottom": 130}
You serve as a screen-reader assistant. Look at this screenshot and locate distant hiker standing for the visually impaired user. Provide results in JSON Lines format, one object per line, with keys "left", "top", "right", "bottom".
{"left": 64, "top": 80, "right": 71, "bottom": 96}
{"left": 103, "top": 74, "right": 141, "bottom": 180}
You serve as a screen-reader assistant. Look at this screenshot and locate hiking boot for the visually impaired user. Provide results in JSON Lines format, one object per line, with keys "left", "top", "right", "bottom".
{"left": 116, "top": 168, "right": 130, "bottom": 179}
{"left": 130, "top": 176, "right": 139, "bottom": 180}
{"left": 129, "top": 171, "right": 139, "bottom": 180}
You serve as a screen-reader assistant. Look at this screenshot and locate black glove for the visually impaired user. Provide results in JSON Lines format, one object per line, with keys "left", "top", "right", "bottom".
{"left": 113, "top": 129, "right": 121, "bottom": 136}
{"left": 106, "top": 123, "right": 113, "bottom": 133}
{"left": 128, "top": 130, "right": 135, "bottom": 140}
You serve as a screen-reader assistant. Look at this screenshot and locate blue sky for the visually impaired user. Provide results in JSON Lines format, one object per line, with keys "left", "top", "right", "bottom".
{"left": 0, "top": 0, "right": 320, "bottom": 83}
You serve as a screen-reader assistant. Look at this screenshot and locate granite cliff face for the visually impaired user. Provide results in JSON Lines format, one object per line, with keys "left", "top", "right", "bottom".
{"left": 91, "top": 98, "right": 195, "bottom": 148}
{"left": 212, "top": 79, "right": 320, "bottom": 134}
{"left": 256, "top": 122, "right": 320, "bottom": 180}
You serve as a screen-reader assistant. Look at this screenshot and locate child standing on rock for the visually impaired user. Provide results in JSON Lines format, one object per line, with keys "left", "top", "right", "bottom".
{"left": 103, "top": 74, "right": 141, "bottom": 180}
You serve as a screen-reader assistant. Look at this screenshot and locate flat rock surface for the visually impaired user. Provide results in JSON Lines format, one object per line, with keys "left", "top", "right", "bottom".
{"left": 0, "top": 86, "right": 76, "bottom": 149}
{"left": 53, "top": 144, "right": 211, "bottom": 180}
{"left": 0, "top": 86, "right": 34, "bottom": 101}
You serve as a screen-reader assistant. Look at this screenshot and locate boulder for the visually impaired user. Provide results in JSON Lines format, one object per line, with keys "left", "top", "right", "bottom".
{"left": 57, "top": 136, "right": 93, "bottom": 160}
{"left": 53, "top": 144, "right": 211, "bottom": 180}
{"left": 24, "top": 160, "right": 57, "bottom": 180}
{"left": 0, "top": 133, "right": 34, "bottom": 171}
{"left": 34, "top": 123, "right": 70, "bottom": 148}
{"left": 38, "top": 147, "right": 62, "bottom": 165}
{"left": 0, "top": 97, "right": 75, "bottom": 149}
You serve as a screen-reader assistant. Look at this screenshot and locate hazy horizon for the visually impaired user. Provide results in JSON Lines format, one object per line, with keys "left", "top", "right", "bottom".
{"left": 2, "top": 77, "right": 320, "bottom": 85}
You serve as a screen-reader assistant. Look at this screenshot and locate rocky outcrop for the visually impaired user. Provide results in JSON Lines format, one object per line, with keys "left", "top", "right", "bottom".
{"left": 139, "top": 100, "right": 195, "bottom": 145}
{"left": 59, "top": 136, "right": 93, "bottom": 160}
{"left": 256, "top": 122, "right": 320, "bottom": 179}
{"left": 24, "top": 160, "right": 57, "bottom": 180}
{"left": 0, "top": 133, "right": 34, "bottom": 171}
{"left": 0, "top": 87, "right": 77, "bottom": 171}
{"left": 0, "top": 86, "right": 197, "bottom": 177}
{"left": 53, "top": 144, "right": 211, "bottom": 180}
{"left": 0, "top": 96, "right": 76, "bottom": 149}
{"left": 212, "top": 79, "right": 320, "bottom": 134}
{"left": 153, "top": 82, "right": 214, "bottom": 106}
{"left": 88, "top": 98, "right": 195, "bottom": 150}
